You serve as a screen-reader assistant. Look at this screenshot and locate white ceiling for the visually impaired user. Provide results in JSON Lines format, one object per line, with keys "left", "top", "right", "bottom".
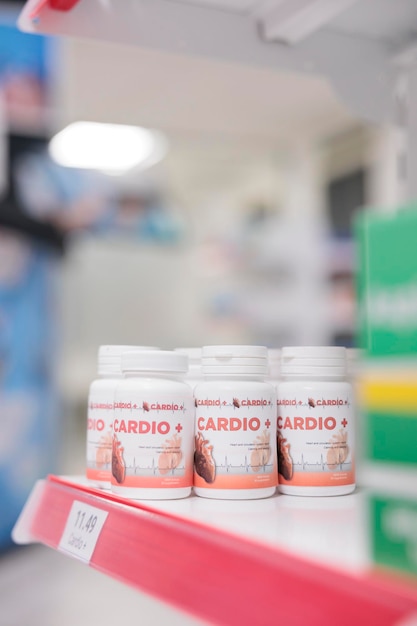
{"left": 58, "top": 38, "right": 355, "bottom": 143}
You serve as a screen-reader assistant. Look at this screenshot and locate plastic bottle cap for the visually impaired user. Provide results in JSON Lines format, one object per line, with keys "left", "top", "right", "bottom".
{"left": 202, "top": 345, "right": 267, "bottom": 360}
{"left": 282, "top": 346, "right": 345, "bottom": 359}
{"left": 203, "top": 356, "right": 267, "bottom": 367}
{"left": 122, "top": 350, "right": 188, "bottom": 373}
{"left": 203, "top": 364, "right": 268, "bottom": 375}
{"left": 268, "top": 348, "right": 281, "bottom": 379}
{"left": 202, "top": 345, "right": 268, "bottom": 375}
{"left": 175, "top": 347, "right": 202, "bottom": 364}
{"left": 281, "top": 346, "right": 347, "bottom": 377}
{"left": 98, "top": 345, "right": 157, "bottom": 376}
{"left": 268, "top": 348, "right": 281, "bottom": 360}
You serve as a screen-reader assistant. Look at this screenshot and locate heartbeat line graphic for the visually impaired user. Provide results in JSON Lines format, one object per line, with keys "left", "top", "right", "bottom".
{"left": 291, "top": 454, "right": 352, "bottom": 472}
{"left": 125, "top": 458, "right": 186, "bottom": 476}
{"left": 214, "top": 455, "right": 274, "bottom": 475}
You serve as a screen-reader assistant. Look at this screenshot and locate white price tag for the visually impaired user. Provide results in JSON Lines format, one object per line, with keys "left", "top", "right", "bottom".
{"left": 58, "top": 500, "right": 108, "bottom": 563}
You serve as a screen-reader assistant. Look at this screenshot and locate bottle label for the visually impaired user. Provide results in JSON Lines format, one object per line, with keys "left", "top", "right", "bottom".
{"left": 111, "top": 392, "right": 194, "bottom": 489}
{"left": 86, "top": 389, "right": 114, "bottom": 483}
{"left": 277, "top": 387, "right": 355, "bottom": 487}
{"left": 194, "top": 390, "right": 278, "bottom": 490}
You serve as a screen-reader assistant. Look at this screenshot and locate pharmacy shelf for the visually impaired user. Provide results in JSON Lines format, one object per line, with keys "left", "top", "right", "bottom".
{"left": 12, "top": 474, "right": 417, "bottom": 626}
{"left": 18, "top": 0, "right": 417, "bottom": 127}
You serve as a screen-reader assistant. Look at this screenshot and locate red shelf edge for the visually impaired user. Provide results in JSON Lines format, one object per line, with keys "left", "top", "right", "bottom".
{"left": 13, "top": 475, "right": 417, "bottom": 626}
{"left": 29, "top": 0, "right": 80, "bottom": 19}
{"left": 50, "top": 0, "right": 80, "bottom": 10}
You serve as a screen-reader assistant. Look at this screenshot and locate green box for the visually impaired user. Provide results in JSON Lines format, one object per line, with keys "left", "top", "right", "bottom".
{"left": 364, "top": 408, "right": 417, "bottom": 467}
{"left": 356, "top": 205, "right": 417, "bottom": 359}
{"left": 369, "top": 492, "right": 417, "bottom": 578}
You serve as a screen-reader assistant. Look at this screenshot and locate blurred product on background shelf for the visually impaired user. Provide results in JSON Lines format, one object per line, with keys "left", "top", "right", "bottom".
{"left": 0, "top": 16, "right": 59, "bottom": 552}
{"left": 356, "top": 204, "right": 417, "bottom": 579}
{"left": 356, "top": 205, "right": 417, "bottom": 360}
{"left": 0, "top": 15, "right": 185, "bottom": 549}
{"left": 0, "top": 14, "right": 53, "bottom": 131}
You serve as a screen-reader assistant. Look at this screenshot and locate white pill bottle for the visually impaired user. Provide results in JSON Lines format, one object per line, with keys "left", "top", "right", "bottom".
{"left": 267, "top": 348, "right": 281, "bottom": 389}
{"left": 175, "top": 347, "right": 203, "bottom": 391}
{"left": 111, "top": 350, "right": 195, "bottom": 499}
{"left": 194, "top": 345, "right": 278, "bottom": 500}
{"left": 86, "top": 345, "right": 140, "bottom": 489}
{"left": 277, "top": 346, "right": 355, "bottom": 497}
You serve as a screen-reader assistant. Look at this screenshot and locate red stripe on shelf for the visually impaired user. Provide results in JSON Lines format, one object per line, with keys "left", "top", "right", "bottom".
{"left": 30, "top": 476, "right": 417, "bottom": 626}
{"left": 49, "top": 0, "right": 80, "bottom": 10}
{"left": 29, "top": 0, "right": 80, "bottom": 19}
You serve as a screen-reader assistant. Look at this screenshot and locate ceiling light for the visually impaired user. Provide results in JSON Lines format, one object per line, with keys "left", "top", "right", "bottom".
{"left": 49, "top": 121, "right": 168, "bottom": 173}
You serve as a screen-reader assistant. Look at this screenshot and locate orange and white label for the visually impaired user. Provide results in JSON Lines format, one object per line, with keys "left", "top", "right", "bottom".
{"left": 86, "top": 388, "right": 114, "bottom": 484}
{"left": 277, "top": 386, "right": 355, "bottom": 488}
{"left": 110, "top": 392, "right": 194, "bottom": 489}
{"left": 194, "top": 391, "right": 278, "bottom": 490}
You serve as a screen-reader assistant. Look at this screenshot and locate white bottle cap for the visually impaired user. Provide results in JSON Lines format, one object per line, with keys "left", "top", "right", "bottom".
{"left": 175, "top": 347, "right": 202, "bottom": 378}
{"left": 268, "top": 348, "right": 281, "bottom": 380}
{"left": 175, "top": 347, "right": 202, "bottom": 365}
{"left": 122, "top": 350, "right": 188, "bottom": 374}
{"left": 98, "top": 345, "right": 158, "bottom": 376}
{"left": 346, "top": 348, "right": 362, "bottom": 377}
{"left": 202, "top": 345, "right": 268, "bottom": 375}
{"left": 281, "top": 346, "right": 347, "bottom": 378}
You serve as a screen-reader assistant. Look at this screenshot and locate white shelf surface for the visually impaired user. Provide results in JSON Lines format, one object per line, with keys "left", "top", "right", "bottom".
{"left": 69, "top": 476, "right": 369, "bottom": 573}
{"left": 12, "top": 474, "right": 417, "bottom": 626}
